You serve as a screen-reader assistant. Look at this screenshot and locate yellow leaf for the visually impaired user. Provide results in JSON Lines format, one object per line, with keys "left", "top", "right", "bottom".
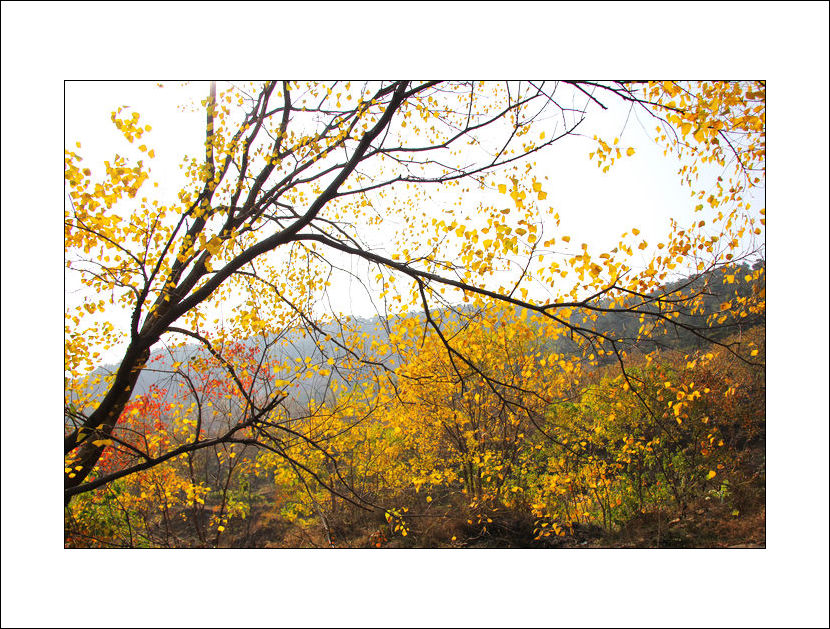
{"left": 626, "top": 147, "right": 635, "bottom": 156}
{"left": 706, "top": 470, "right": 717, "bottom": 480}
{"left": 498, "top": 184, "right": 507, "bottom": 193}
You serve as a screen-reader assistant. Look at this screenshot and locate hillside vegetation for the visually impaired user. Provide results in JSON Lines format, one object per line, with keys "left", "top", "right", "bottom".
{"left": 65, "top": 264, "right": 765, "bottom": 548}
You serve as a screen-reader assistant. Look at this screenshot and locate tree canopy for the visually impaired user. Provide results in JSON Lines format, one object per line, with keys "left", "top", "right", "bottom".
{"left": 64, "top": 80, "right": 765, "bottom": 510}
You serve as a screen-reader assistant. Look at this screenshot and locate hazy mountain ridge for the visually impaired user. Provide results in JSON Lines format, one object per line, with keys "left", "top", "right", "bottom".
{"left": 73, "top": 260, "right": 765, "bottom": 424}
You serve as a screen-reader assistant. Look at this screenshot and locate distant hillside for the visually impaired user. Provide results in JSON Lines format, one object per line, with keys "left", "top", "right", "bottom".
{"left": 73, "top": 259, "right": 765, "bottom": 427}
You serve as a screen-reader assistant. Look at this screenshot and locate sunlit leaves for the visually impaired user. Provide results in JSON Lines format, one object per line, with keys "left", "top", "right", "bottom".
{"left": 645, "top": 80, "right": 765, "bottom": 203}
{"left": 65, "top": 79, "right": 765, "bottom": 532}
{"left": 590, "top": 135, "right": 637, "bottom": 173}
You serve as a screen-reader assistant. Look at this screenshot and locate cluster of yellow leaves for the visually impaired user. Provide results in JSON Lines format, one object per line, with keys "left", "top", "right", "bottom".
{"left": 589, "top": 136, "right": 636, "bottom": 173}
{"left": 647, "top": 81, "right": 765, "bottom": 209}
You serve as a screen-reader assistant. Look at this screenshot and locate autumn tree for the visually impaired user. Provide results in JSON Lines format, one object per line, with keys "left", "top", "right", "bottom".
{"left": 65, "top": 80, "right": 765, "bottom": 508}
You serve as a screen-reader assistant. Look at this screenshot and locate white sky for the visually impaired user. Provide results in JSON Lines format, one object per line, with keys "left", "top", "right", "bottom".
{"left": 2, "top": 3, "right": 829, "bottom": 628}
{"left": 63, "top": 79, "right": 764, "bottom": 364}
{"left": 65, "top": 79, "right": 761, "bottom": 254}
